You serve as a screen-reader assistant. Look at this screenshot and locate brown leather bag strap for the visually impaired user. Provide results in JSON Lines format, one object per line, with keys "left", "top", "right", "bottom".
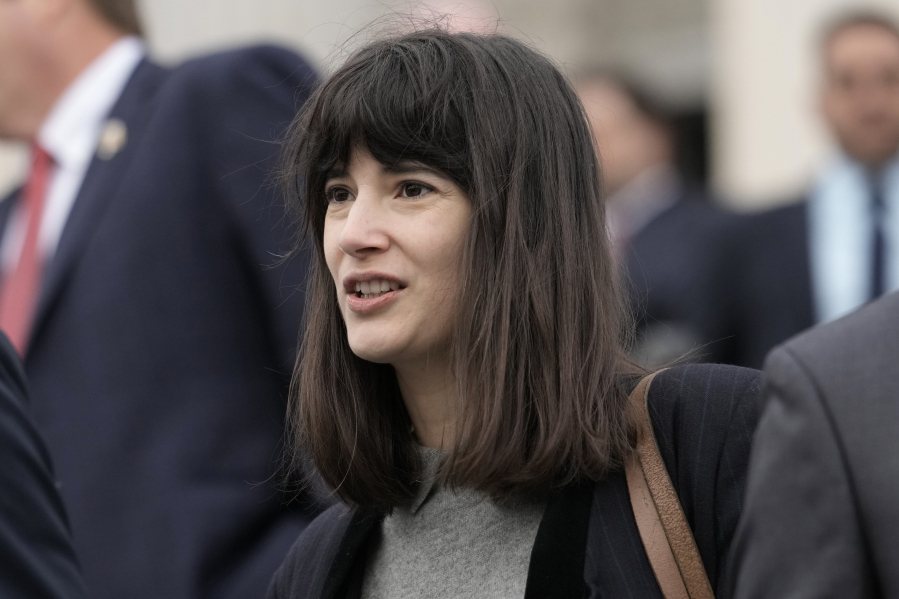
{"left": 624, "top": 371, "right": 716, "bottom": 599}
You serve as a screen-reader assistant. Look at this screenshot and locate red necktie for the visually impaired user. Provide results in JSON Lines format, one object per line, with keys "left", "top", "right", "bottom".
{"left": 0, "top": 145, "right": 53, "bottom": 355}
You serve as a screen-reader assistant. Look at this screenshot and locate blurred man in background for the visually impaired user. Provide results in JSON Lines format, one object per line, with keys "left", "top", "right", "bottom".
{"left": 579, "top": 76, "right": 737, "bottom": 366}
{"left": 729, "top": 12, "right": 899, "bottom": 368}
{"left": 0, "top": 0, "right": 318, "bottom": 597}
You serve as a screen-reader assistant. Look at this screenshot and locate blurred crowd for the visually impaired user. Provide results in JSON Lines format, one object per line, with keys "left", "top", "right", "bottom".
{"left": 0, "top": 0, "right": 898, "bottom": 598}
{"left": 579, "top": 12, "right": 899, "bottom": 369}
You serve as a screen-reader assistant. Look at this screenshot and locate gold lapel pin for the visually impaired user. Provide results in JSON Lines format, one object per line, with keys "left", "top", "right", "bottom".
{"left": 97, "top": 118, "right": 128, "bottom": 160}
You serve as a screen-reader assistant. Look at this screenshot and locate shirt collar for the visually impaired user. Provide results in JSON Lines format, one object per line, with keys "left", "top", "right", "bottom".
{"left": 37, "top": 36, "right": 146, "bottom": 170}
{"left": 409, "top": 446, "right": 444, "bottom": 514}
{"left": 825, "top": 152, "right": 899, "bottom": 193}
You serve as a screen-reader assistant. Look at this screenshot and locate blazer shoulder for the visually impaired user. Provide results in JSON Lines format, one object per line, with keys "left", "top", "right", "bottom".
{"left": 267, "top": 502, "right": 353, "bottom": 599}
{"left": 765, "top": 291, "right": 899, "bottom": 424}
{"left": 735, "top": 200, "right": 807, "bottom": 244}
{"left": 745, "top": 199, "right": 807, "bottom": 223}
{"left": 642, "top": 364, "right": 761, "bottom": 590}
{"left": 169, "top": 44, "right": 318, "bottom": 97}
{"left": 153, "top": 44, "right": 318, "bottom": 149}
{"left": 778, "top": 291, "right": 899, "bottom": 367}
{"left": 649, "top": 363, "right": 761, "bottom": 424}
{"left": 646, "top": 364, "right": 762, "bottom": 481}
{"left": 635, "top": 198, "right": 740, "bottom": 252}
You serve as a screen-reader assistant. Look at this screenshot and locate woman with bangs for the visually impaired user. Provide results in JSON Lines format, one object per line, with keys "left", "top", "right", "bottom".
{"left": 270, "top": 29, "right": 760, "bottom": 599}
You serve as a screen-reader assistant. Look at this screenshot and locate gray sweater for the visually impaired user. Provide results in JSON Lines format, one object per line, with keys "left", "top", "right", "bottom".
{"left": 361, "top": 448, "right": 547, "bottom": 599}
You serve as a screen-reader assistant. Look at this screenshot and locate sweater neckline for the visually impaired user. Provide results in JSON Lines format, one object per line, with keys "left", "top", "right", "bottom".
{"left": 409, "top": 446, "right": 444, "bottom": 513}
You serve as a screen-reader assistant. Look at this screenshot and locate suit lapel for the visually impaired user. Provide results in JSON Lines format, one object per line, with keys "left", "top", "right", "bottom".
{"left": 0, "top": 187, "right": 21, "bottom": 238}
{"left": 314, "top": 484, "right": 593, "bottom": 598}
{"left": 27, "top": 59, "right": 169, "bottom": 351}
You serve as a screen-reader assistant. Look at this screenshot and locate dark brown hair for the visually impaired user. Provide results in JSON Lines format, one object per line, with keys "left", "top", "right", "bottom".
{"left": 86, "top": 0, "right": 143, "bottom": 37}
{"left": 283, "top": 29, "right": 639, "bottom": 510}
{"left": 820, "top": 10, "right": 899, "bottom": 53}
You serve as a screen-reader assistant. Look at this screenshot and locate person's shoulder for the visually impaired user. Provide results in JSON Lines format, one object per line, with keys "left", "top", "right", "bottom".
{"left": 783, "top": 291, "right": 899, "bottom": 356}
{"left": 745, "top": 197, "right": 807, "bottom": 221}
{"left": 162, "top": 44, "right": 318, "bottom": 107}
{"left": 652, "top": 363, "right": 761, "bottom": 407}
{"left": 177, "top": 44, "right": 316, "bottom": 83}
{"left": 769, "top": 291, "right": 899, "bottom": 384}
{"left": 267, "top": 502, "right": 353, "bottom": 599}
{"left": 735, "top": 198, "right": 807, "bottom": 238}
{"left": 648, "top": 364, "right": 761, "bottom": 445}
{"left": 277, "top": 501, "right": 353, "bottom": 568}
{"left": 644, "top": 196, "right": 737, "bottom": 239}
{"left": 148, "top": 44, "right": 319, "bottom": 154}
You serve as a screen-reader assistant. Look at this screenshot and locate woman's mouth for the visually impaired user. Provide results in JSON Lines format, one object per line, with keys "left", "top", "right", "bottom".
{"left": 345, "top": 277, "right": 404, "bottom": 314}
{"left": 353, "top": 278, "right": 400, "bottom": 299}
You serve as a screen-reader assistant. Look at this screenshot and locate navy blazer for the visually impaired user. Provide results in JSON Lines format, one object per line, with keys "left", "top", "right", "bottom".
{"left": 723, "top": 203, "right": 814, "bottom": 369}
{"left": 267, "top": 364, "right": 760, "bottom": 599}
{"left": 0, "top": 332, "right": 86, "bottom": 599}
{"left": 0, "top": 46, "right": 319, "bottom": 599}
{"left": 624, "top": 192, "right": 743, "bottom": 365}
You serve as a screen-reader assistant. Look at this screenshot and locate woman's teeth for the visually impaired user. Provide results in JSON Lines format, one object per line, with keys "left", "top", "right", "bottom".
{"left": 354, "top": 279, "right": 399, "bottom": 299}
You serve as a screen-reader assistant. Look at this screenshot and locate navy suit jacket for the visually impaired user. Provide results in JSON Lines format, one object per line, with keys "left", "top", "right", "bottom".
{"left": 723, "top": 203, "right": 814, "bottom": 369}
{"left": 0, "top": 332, "right": 86, "bottom": 599}
{"left": 0, "top": 45, "right": 319, "bottom": 599}
{"left": 624, "top": 192, "right": 743, "bottom": 365}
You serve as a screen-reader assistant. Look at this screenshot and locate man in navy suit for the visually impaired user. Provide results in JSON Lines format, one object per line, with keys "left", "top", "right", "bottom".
{"left": 726, "top": 11, "right": 899, "bottom": 368}
{"left": 0, "top": 1, "right": 319, "bottom": 597}
{"left": 578, "top": 75, "right": 738, "bottom": 367}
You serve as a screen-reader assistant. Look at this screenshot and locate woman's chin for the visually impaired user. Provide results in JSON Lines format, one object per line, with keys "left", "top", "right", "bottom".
{"left": 347, "top": 340, "right": 400, "bottom": 365}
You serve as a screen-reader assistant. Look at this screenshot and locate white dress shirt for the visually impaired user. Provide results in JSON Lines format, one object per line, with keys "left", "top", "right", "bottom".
{"left": 808, "top": 154, "right": 899, "bottom": 324}
{"left": 0, "top": 36, "right": 145, "bottom": 273}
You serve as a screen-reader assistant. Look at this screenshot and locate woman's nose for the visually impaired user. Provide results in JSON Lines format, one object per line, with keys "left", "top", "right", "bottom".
{"left": 338, "top": 192, "right": 390, "bottom": 257}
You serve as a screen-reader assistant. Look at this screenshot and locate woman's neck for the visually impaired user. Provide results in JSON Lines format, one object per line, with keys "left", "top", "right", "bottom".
{"left": 394, "top": 355, "right": 458, "bottom": 449}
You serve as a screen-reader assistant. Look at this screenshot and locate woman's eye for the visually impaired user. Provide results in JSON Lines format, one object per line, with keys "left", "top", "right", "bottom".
{"left": 326, "top": 187, "right": 353, "bottom": 204}
{"left": 400, "top": 182, "right": 432, "bottom": 198}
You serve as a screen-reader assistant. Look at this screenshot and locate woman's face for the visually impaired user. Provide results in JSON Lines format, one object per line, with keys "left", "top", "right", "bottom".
{"left": 323, "top": 148, "right": 472, "bottom": 368}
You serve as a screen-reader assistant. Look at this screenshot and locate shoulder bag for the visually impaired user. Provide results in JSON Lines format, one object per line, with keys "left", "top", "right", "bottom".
{"left": 624, "top": 371, "right": 716, "bottom": 599}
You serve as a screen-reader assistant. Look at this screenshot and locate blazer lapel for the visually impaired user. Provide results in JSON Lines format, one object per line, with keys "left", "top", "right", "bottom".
{"left": 524, "top": 480, "right": 594, "bottom": 599}
{"left": 27, "top": 59, "right": 169, "bottom": 351}
{"left": 321, "top": 509, "right": 382, "bottom": 599}
{"left": 313, "top": 484, "right": 593, "bottom": 599}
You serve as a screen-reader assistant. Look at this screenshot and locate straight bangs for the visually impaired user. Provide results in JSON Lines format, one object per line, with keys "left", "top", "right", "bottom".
{"left": 284, "top": 29, "right": 639, "bottom": 510}
{"left": 295, "top": 34, "right": 474, "bottom": 245}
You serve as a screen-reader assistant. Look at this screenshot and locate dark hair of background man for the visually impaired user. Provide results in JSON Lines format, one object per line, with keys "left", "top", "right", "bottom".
{"left": 577, "top": 70, "right": 709, "bottom": 187}
{"left": 88, "top": 0, "right": 142, "bottom": 37}
{"left": 820, "top": 10, "right": 899, "bottom": 51}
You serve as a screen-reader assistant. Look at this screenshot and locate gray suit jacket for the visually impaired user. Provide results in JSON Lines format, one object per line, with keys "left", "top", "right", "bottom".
{"left": 729, "top": 291, "right": 899, "bottom": 599}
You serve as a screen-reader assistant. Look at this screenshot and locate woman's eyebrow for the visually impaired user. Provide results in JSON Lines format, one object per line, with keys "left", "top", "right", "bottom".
{"left": 324, "top": 167, "right": 348, "bottom": 180}
{"left": 381, "top": 161, "right": 443, "bottom": 178}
